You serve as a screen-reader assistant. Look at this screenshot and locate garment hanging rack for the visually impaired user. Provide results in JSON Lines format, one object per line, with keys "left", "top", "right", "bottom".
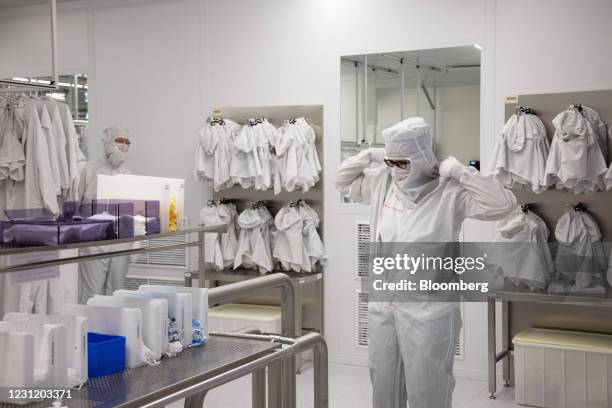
{"left": 569, "top": 103, "right": 583, "bottom": 112}
{"left": 515, "top": 105, "right": 535, "bottom": 115}
{"left": 207, "top": 116, "right": 225, "bottom": 126}
{"left": 2, "top": 94, "right": 25, "bottom": 110}
{"left": 288, "top": 199, "right": 305, "bottom": 208}
{"left": 0, "top": 80, "right": 58, "bottom": 94}
{"left": 250, "top": 200, "right": 268, "bottom": 209}
{"left": 249, "top": 118, "right": 264, "bottom": 126}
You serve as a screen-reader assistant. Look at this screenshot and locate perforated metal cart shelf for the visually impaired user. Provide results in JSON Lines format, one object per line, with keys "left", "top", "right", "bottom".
{"left": 0, "top": 335, "right": 279, "bottom": 408}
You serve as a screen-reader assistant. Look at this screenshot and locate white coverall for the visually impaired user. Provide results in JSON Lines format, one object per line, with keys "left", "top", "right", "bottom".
{"left": 334, "top": 117, "right": 516, "bottom": 408}
{"left": 78, "top": 127, "right": 132, "bottom": 304}
{"left": 491, "top": 209, "right": 554, "bottom": 290}
{"left": 490, "top": 112, "right": 550, "bottom": 193}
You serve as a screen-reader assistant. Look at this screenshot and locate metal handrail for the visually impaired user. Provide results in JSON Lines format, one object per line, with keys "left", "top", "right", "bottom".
{"left": 207, "top": 273, "right": 298, "bottom": 407}
{"left": 208, "top": 273, "right": 296, "bottom": 338}
{"left": 148, "top": 332, "right": 328, "bottom": 408}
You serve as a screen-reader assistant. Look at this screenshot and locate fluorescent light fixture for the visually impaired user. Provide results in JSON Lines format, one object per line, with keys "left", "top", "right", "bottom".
{"left": 10, "top": 78, "right": 51, "bottom": 85}
{"left": 58, "top": 82, "right": 88, "bottom": 89}
{"left": 473, "top": 44, "right": 482, "bottom": 50}
{"left": 47, "top": 92, "right": 66, "bottom": 101}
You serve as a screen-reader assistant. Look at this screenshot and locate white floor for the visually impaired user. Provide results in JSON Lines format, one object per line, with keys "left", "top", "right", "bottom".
{"left": 167, "top": 362, "right": 520, "bottom": 407}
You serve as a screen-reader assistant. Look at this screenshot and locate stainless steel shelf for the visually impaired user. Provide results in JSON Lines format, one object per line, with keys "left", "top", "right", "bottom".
{"left": 0, "top": 335, "right": 279, "bottom": 408}
{"left": 0, "top": 224, "right": 226, "bottom": 255}
{"left": 489, "top": 288, "right": 612, "bottom": 307}
{"left": 487, "top": 285, "right": 612, "bottom": 399}
{"left": 0, "top": 224, "right": 227, "bottom": 276}
{"left": 206, "top": 269, "right": 323, "bottom": 285}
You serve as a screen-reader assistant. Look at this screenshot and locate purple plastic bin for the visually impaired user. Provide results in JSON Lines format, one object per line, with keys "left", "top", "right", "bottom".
{"left": 0, "top": 219, "right": 115, "bottom": 246}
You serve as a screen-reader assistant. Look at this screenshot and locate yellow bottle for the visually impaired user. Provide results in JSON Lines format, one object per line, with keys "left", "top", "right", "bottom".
{"left": 169, "top": 197, "right": 178, "bottom": 232}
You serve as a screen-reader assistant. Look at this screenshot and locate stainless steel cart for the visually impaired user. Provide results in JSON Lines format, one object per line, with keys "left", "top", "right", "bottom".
{"left": 0, "top": 226, "right": 329, "bottom": 408}
{"left": 0, "top": 331, "right": 328, "bottom": 408}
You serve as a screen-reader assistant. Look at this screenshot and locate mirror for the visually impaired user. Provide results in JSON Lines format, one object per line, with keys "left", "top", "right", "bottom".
{"left": 340, "top": 45, "right": 481, "bottom": 201}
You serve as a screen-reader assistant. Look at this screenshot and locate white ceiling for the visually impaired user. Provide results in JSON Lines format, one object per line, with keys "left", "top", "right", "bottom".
{"left": 342, "top": 45, "right": 481, "bottom": 88}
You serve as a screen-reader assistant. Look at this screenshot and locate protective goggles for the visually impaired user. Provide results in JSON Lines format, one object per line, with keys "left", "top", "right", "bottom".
{"left": 383, "top": 159, "right": 409, "bottom": 169}
{"left": 114, "top": 137, "right": 131, "bottom": 146}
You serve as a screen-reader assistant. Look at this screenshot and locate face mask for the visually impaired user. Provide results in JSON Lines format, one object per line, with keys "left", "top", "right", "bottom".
{"left": 116, "top": 142, "right": 130, "bottom": 153}
{"left": 391, "top": 159, "right": 436, "bottom": 199}
{"left": 107, "top": 150, "right": 127, "bottom": 166}
{"left": 391, "top": 166, "right": 411, "bottom": 182}
{"left": 104, "top": 142, "right": 127, "bottom": 167}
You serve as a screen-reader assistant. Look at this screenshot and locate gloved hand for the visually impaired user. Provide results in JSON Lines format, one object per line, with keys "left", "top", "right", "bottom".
{"left": 439, "top": 156, "right": 468, "bottom": 179}
{"left": 368, "top": 147, "right": 386, "bottom": 163}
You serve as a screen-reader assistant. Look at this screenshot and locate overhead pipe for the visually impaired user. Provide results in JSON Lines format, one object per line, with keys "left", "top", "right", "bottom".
{"left": 400, "top": 58, "right": 405, "bottom": 120}
{"left": 362, "top": 55, "right": 368, "bottom": 145}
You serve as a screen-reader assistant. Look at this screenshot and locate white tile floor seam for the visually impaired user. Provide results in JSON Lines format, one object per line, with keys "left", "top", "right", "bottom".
{"left": 166, "top": 362, "right": 520, "bottom": 407}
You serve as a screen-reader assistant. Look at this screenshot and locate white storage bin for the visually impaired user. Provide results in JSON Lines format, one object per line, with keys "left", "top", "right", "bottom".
{"left": 208, "top": 304, "right": 281, "bottom": 334}
{"left": 513, "top": 328, "right": 612, "bottom": 408}
{"left": 97, "top": 174, "right": 185, "bottom": 233}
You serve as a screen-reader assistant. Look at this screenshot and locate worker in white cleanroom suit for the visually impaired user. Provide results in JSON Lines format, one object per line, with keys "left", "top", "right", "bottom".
{"left": 78, "top": 127, "right": 132, "bottom": 304}
{"left": 334, "top": 117, "right": 516, "bottom": 408}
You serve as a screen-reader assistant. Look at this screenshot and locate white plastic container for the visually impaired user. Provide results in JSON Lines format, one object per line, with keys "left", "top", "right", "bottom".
{"left": 131, "top": 289, "right": 193, "bottom": 347}
{"left": 3, "top": 313, "right": 87, "bottom": 386}
{"left": 87, "top": 295, "right": 167, "bottom": 361}
{"left": 208, "top": 304, "right": 281, "bottom": 334}
{"left": 97, "top": 174, "right": 185, "bottom": 233}
{"left": 139, "top": 285, "right": 208, "bottom": 336}
{"left": 513, "top": 328, "right": 612, "bottom": 408}
{"left": 0, "top": 328, "right": 34, "bottom": 404}
{"left": 65, "top": 303, "right": 145, "bottom": 368}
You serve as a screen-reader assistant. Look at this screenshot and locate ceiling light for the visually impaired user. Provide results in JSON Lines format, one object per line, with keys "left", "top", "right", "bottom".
{"left": 48, "top": 92, "right": 66, "bottom": 101}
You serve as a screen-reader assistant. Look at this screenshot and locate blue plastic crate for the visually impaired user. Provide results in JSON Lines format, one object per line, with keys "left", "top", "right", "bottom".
{"left": 88, "top": 332, "right": 126, "bottom": 378}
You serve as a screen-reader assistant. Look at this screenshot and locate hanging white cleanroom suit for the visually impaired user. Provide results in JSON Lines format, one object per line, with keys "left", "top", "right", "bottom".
{"left": 0, "top": 108, "right": 26, "bottom": 184}
{"left": 334, "top": 117, "right": 516, "bottom": 408}
{"left": 234, "top": 206, "right": 274, "bottom": 273}
{"left": 56, "top": 99, "right": 85, "bottom": 201}
{"left": 78, "top": 127, "right": 133, "bottom": 304}
{"left": 491, "top": 208, "right": 554, "bottom": 290}
{"left": 550, "top": 208, "right": 607, "bottom": 293}
{"left": 272, "top": 202, "right": 326, "bottom": 273}
{"left": 298, "top": 202, "right": 326, "bottom": 270}
{"left": 195, "top": 119, "right": 240, "bottom": 191}
{"left": 230, "top": 122, "right": 263, "bottom": 189}
{"left": 490, "top": 112, "right": 550, "bottom": 193}
{"left": 200, "top": 202, "right": 239, "bottom": 270}
{"left": 273, "top": 118, "right": 321, "bottom": 194}
{"left": 252, "top": 119, "right": 277, "bottom": 191}
{"left": 1, "top": 99, "right": 60, "bottom": 316}
{"left": 544, "top": 107, "right": 607, "bottom": 194}
{"left": 272, "top": 205, "right": 306, "bottom": 272}
{"left": 35, "top": 97, "right": 71, "bottom": 196}
{"left": 581, "top": 105, "right": 608, "bottom": 163}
